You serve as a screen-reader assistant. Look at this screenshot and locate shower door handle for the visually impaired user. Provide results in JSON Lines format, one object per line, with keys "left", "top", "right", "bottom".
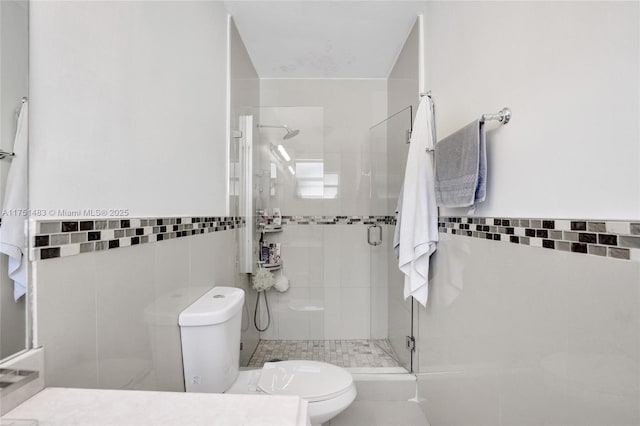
{"left": 367, "top": 225, "right": 382, "bottom": 246}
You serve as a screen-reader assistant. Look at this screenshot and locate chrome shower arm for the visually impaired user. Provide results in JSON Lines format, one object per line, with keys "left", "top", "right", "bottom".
{"left": 257, "top": 124, "right": 287, "bottom": 129}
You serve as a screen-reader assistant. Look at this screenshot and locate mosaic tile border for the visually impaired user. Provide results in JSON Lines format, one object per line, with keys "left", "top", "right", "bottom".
{"left": 31, "top": 215, "right": 392, "bottom": 261}
{"left": 31, "top": 216, "right": 244, "bottom": 261}
{"left": 275, "top": 215, "right": 395, "bottom": 225}
{"left": 439, "top": 217, "right": 640, "bottom": 262}
{"left": 31, "top": 214, "right": 640, "bottom": 263}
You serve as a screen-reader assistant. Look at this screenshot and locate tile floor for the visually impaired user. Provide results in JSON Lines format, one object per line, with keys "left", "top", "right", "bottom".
{"left": 247, "top": 339, "right": 401, "bottom": 368}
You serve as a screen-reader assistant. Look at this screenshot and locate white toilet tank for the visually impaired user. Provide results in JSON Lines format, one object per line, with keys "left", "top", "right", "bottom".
{"left": 179, "top": 286, "right": 245, "bottom": 393}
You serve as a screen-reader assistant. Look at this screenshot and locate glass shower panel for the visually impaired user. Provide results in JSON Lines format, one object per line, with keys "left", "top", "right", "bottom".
{"left": 369, "top": 106, "right": 413, "bottom": 373}
{"left": 254, "top": 106, "right": 327, "bottom": 344}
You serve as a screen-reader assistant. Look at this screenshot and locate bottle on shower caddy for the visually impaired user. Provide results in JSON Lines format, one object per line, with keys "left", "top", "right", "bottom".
{"left": 256, "top": 209, "right": 267, "bottom": 229}
{"left": 256, "top": 208, "right": 282, "bottom": 268}
{"left": 258, "top": 232, "right": 267, "bottom": 264}
{"left": 272, "top": 207, "right": 281, "bottom": 226}
{"left": 274, "top": 243, "right": 281, "bottom": 264}
{"left": 261, "top": 244, "right": 271, "bottom": 264}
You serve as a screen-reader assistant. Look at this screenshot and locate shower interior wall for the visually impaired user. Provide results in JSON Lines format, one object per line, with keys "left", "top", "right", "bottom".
{"left": 256, "top": 79, "right": 392, "bottom": 342}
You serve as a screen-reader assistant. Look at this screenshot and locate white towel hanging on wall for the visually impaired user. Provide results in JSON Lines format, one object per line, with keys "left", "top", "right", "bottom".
{"left": 394, "top": 96, "right": 438, "bottom": 307}
{"left": 0, "top": 100, "right": 28, "bottom": 301}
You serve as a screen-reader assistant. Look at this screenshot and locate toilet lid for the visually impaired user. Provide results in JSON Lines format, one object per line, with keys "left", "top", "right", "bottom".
{"left": 258, "top": 360, "right": 354, "bottom": 402}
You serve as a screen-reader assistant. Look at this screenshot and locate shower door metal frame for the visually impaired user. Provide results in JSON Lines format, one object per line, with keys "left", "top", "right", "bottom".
{"left": 368, "top": 105, "right": 415, "bottom": 373}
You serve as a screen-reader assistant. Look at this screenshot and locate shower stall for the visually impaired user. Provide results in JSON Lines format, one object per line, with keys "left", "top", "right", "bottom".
{"left": 239, "top": 100, "right": 417, "bottom": 374}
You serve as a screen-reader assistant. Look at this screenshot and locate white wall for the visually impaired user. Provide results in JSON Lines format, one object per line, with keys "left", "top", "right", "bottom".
{"left": 417, "top": 3, "right": 640, "bottom": 425}
{"left": 425, "top": 1, "right": 639, "bottom": 220}
{"left": 29, "top": 1, "right": 230, "bottom": 217}
{"left": 29, "top": 3, "right": 263, "bottom": 389}
{"left": 387, "top": 19, "right": 419, "bottom": 214}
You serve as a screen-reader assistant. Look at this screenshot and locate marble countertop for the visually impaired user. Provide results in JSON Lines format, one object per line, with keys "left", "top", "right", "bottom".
{"left": 2, "top": 387, "right": 309, "bottom": 426}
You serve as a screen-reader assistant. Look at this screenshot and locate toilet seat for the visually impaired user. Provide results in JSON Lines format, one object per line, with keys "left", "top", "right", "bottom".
{"left": 257, "top": 360, "right": 354, "bottom": 403}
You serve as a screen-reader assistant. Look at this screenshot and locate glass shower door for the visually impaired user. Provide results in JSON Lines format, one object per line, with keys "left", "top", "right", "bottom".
{"left": 369, "top": 106, "right": 414, "bottom": 373}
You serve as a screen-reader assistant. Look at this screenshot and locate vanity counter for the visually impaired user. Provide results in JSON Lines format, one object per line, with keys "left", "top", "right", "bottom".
{"left": 2, "top": 387, "right": 309, "bottom": 426}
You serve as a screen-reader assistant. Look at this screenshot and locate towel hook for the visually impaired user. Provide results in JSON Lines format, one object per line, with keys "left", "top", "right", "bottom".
{"left": 0, "top": 151, "right": 15, "bottom": 160}
{"left": 4, "top": 97, "right": 26, "bottom": 161}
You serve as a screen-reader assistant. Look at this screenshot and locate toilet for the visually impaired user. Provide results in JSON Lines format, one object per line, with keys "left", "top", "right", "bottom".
{"left": 179, "top": 286, "right": 356, "bottom": 425}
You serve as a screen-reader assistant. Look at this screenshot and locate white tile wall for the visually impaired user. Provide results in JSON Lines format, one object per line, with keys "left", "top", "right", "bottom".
{"left": 189, "top": 233, "right": 219, "bottom": 287}
{"left": 37, "top": 253, "right": 100, "bottom": 388}
{"left": 259, "top": 80, "right": 387, "bottom": 218}
{"left": 94, "top": 246, "right": 155, "bottom": 390}
{"left": 279, "top": 225, "right": 324, "bottom": 289}
{"left": 418, "top": 233, "right": 640, "bottom": 425}
{"left": 321, "top": 152, "right": 342, "bottom": 216}
{"left": 261, "top": 224, "right": 388, "bottom": 341}
{"left": 322, "top": 226, "right": 342, "bottom": 287}
{"left": 153, "top": 237, "right": 190, "bottom": 297}
{"left": 370, "top": 227, "right": 390, "bottom": 339}
{"left": 35, "top": 229, "right": 252, "bottom": 391}
{"left": 254, "top": 80, "right": 391, "bottom": 342}
{"left": 339, "top": 287, "right": 371, "bottom": 339}
{"left": 339, "top": 226, "right": 371, "bottom": 288}
{"left": 385, "top": 225, "right": 412, "bottom": 371}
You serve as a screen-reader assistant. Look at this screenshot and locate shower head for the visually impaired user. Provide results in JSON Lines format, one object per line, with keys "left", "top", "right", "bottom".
{"left": 258, "top": 124, "right": 301, "bottom": 140}
{"left": 282, "top": 126, "right": 300, "bottom": 140}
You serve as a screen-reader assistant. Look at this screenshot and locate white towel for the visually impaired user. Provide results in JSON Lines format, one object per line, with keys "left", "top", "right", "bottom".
{"left": 0, "top": 101, "right": 28, "bottom": 301}
{"left": 394, "top": 96, "right": 438, "bottom": 307}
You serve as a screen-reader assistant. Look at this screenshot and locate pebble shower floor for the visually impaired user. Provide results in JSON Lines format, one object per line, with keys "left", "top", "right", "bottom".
{"left": 247, "top": 339, "right": 401, "bottom": 368}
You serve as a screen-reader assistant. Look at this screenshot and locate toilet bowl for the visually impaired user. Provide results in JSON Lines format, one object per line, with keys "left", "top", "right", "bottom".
{"left": 227, "top": 361, "right": 356, "bottom": 425}
{"left": 179, "top": 287, "right": 356, "bottom": 425}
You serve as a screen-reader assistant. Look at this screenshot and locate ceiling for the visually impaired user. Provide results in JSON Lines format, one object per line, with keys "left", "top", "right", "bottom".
{"left": 224, "top": 1, "right": 426, "bottom": 78}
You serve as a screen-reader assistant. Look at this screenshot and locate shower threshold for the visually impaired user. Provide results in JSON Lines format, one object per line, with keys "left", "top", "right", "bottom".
{"left": 247, "top": 339, "right": 404, "bottom": 370}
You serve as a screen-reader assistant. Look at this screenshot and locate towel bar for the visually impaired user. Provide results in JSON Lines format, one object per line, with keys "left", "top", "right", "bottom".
{"left": 425, "top": 107, "right": 511, "bottom": 153}
{"left": 421, "top": 91, "right": 511, "bottom": 125}
{"left": 418, "top": 92, "right": 510, "bottom": 154}
{"left": 481, "top": 107, "right": 511, "bottom": 125}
